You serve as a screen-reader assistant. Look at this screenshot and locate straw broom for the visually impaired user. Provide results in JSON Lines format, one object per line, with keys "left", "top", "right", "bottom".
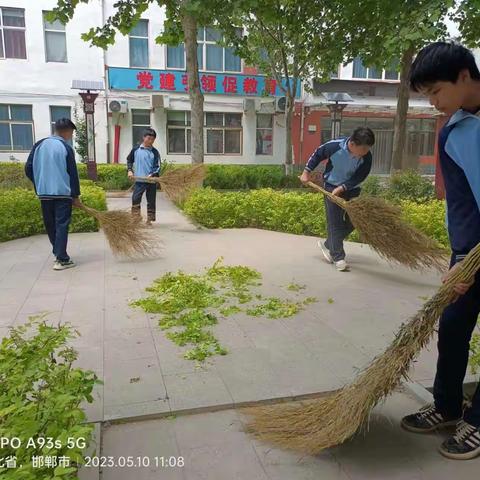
{"left": 306, "top": 181, "right": 448, "bottom": 271}
{"left": 77, "top": 204, "right": 160, "bottom": 258}
{"left": 133, "top": 164, "right": 206, "bottom": 203}
{"left": 245, "top": 242, "right": 480, "bottom": 454}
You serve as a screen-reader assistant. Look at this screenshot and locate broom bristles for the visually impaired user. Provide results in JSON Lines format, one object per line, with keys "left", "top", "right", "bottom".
{"left": 306, "top": 181, "right": 448, "bottom": 271}
{"left": 134, "top": 164, "right": 206, "bottom": 203}
{"left": 245, "top": 242, "right": 480, "bottom": 454}
{"left": 79, "top": 205, "right": 160, "bottom": 258}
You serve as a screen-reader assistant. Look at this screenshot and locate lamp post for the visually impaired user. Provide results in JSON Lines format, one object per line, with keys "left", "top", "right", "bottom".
{"left": 321, "top": 92, "right": 353, "bottom": 140}
{"left": 72, "top": 80, "right": 104, "bottom": 181}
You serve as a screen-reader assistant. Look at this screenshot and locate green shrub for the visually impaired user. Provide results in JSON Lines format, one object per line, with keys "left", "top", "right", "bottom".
{"left": 0, "top": 162, "right": 31, "bottom": 191}
{"left": 184, "top": 188, "right": 326, "bottom": 235}
{"left": 78, "top": 163, "right": 131, "bottom": 191}
{"left": 361, "top": 175, "right": 386, "bottom": 197}
{"left": 183, "top": 188, "right": 448, "bottom": 246}
{"left": 386, "top": 169, "right": 435, "bottom": 203}
{"left": 469, "top": 330, "right": 480, "bottom": 375}
{"left": 0, "top": 318, "right": 99, "bottom": 479}
{"left": 400, "top": 199, "right": 449, "bottom": 247}
{"left": 0, "top": 184, "right": 106, "bottom": 242}
{"left": 204, "top": 164, "right": 301, "bottom": 190}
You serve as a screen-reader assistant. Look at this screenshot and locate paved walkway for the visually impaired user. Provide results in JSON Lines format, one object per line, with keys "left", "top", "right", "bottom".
{"left": 0, "top": 193, "right": 475, "bottom": 425}
{"left": 87, "top": 388, "right": 480, "bottom": 480}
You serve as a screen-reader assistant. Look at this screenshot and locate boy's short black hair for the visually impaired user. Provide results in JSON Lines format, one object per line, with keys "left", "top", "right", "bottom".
{"left": 55, "top": 118, "right": 76, "bottom": 131}
{"left": 410, "top": 41, "right": 480, "bottom": 92}
{"left": 143, "top": 127, "right": 157, "bottom": 138}
{"left": 350, "top": 126, "right": 375, "bottom": 146}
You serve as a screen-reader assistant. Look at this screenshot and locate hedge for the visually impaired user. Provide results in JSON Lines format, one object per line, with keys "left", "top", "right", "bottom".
{"left": 183, "top": 188, "right": 449, "bottom": 247}
{"left": 82, "top": 163, "right": 302, "bottom": 190}
{"left": 77, "top": 163, "right": 132, "bottom": 191}
{"left": 204, "top": 164, "right": 301, "bottom": 190}
{"left": 1, "top": 162, "right": 435, "bottom": 198}
{"left": 0, "top": 182, "right": 107, "bottom": 242}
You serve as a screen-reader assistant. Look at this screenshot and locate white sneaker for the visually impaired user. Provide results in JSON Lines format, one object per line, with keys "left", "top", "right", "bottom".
{"left": 335, "top": 260, "right": 349, "bottom": 272}
{"left": 53, "top": 259, "right": 76, "bottom": 271}
{"left": 317, "top": 240, "right": 333, "bottom": 264}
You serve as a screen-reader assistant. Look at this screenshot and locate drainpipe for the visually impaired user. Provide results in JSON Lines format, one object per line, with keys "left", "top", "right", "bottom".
{"left": 299, "top": 101, "right": 305, "bottom": 165}
{"left": 101, "top": 0, "right": 111, "bottom": 163}
{"left": 113, "top": 124, "right": 121, "bottom": 163}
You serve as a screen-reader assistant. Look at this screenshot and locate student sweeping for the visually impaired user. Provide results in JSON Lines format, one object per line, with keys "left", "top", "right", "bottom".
{"left": 401, "top": 42, "right": 480, "bottom": 460}
{"left": 300, "top": 127, "right": 375, "bottom": 271}
{"left": 127, "top": 128, "right": 160, "bottom": 225}
{"left": 25, "top": 118, "right": 81, "bottom": 271}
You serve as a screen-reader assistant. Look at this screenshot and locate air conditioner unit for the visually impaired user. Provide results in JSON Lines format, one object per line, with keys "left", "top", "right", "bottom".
{"left": 243, "top": 98, "right": 256, "bottom": 113}
{"left": 108, "top": 99, "right": 128, "bottom": 113}
{"left": 151, "top": 94, "right": 170, "bottom": 109}
{"left": 275, "top": 96, "right": 286, "bottom": 112}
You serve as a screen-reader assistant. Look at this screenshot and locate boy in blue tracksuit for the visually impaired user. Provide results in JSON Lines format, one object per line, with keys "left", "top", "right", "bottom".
{"left": 127, "top": 128, "right": 160, "bottom": 225}
{"left": 25, "top": 118, "right": 80, "bottom": 271}
{"left": 400, "top": 42, "right": 480, "bottom": 460}
{"left": 300, "top": 127, "right": 375, "bottom": 271}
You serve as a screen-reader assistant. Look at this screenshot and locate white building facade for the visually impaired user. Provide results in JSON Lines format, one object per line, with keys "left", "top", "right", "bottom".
{"left": 103, "top": 2, "right": 289, "bottom": 166}
{"left": 0, "top": 0, "right": 108, "bottom": 162}
{"left": 0, "top": 0, "right": 289, "bottom": 165}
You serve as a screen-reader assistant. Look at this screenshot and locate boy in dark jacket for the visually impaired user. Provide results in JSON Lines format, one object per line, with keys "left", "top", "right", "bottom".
{"left": 25, "top": 118, "right": 81, "bottom": 271}
{"left": 127, "top": 128, "right": 160, "bottom": 225}
{"left": 300, "top": 127, "right": 375, "bottom": 271}
{"left": 400, "top": 42, "right": 480, "bottom": 461}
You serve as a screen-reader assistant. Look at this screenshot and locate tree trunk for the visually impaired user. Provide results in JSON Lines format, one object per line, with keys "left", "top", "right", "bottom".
{"left": 284, "top": 92, "right": 294, "bottom": 175}
{"left": 180, "top": 13, "right": 204, "bottom": 164}
{"left": 391, "top": 46, "right": 414, "bottom": 173}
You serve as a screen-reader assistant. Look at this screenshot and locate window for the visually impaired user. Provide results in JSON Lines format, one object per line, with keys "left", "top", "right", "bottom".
{"left": 167, "top": 111, "right": 191, "bottom": 154}
{"left": 43, "top": 12, "right": 67, "bottom": 62}
{"left": 167, "top": 44, "right": 185, "bottom": 69}
{"left": 129, "top": 19, "right": 148, "bottom": 68}
{"left": 0, "top": 104, "right": 34, "bottom": 151}
{"left": 406, "top": 118, "right": 436, "bottom": 157}
{"left": 50, "top": 106, "right": 72, "bottom": 145}
{"left": 352, "top": 57, "right": 367, "bottom": 79}
{"left": 256, "top": 114, "right": 273, "bottom": 155}
{"left": 167, "top": 26, "right": 241, "bottom": 72}
{"left": 205, "top": 112, "right": 242, "bottom": 154}
{"left": 0, "top": 7, "right": 26, "bottom": 59}
{"left": 352, "top": 57, "right": 399, "bottom": 81}
{"left": 131, "top": 109, "right": 150, "bottom": 145}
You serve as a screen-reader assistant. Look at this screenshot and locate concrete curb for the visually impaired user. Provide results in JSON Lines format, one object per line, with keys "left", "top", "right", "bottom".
{"left": 104, "top": 388, "right": 337, "bottom": 425}
{"left": 78, "top": 423, "right": 102, "bottom": 480}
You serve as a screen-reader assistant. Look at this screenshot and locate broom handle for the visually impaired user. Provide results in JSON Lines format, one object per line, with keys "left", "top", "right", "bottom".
{"left": 306, "top": 181, "right": 348, "bottom": 208}
{"left": 132, "top": 176, "right": 160, "bottom": 184}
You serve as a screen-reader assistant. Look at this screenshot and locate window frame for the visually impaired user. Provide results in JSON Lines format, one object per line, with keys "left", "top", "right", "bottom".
{"left": 0, "top": 7, "right": 27, "bottom": 60}
{"left": 351, "top": 57, "right": 400, "bottom": 81}
{"left": 131, "top": 108, "right": 151, "bottom": 146}
{"left": 166, "top": 26, "right": 242, "bottom": 73}
{"left": 255, "top": 113, "right": 273, "bottom": 155}
{"left": 205, "top": 112, "right": 242, "bottom": 155}
{"left": 0, "top": 103, "right": 34, "bottom": 152}
{"left": 167, "top": 111, "right": 191, "bottom": 155}
{"left": 129, "top": 19, "right": 149, "bottom": 68}
{"left": 49, "top": 105, "right": 72, "bottom": 146}
{"left": 43, "top": 11, "right": 67, "bottom": 63}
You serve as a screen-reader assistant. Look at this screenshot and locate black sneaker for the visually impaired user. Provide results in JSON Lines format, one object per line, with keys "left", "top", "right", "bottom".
{"left": 439, "top": 420, "right": 480, "bottom": 460}
{"left": 401, "top": 404, "right": 460, "bottom": 433}
{"left": 53, "top": 259, "right": 76, "bottom": 271}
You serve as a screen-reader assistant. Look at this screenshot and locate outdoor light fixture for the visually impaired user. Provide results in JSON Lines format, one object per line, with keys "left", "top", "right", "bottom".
{"left": 321, "top": 92, "right": 353, "bottom": 139}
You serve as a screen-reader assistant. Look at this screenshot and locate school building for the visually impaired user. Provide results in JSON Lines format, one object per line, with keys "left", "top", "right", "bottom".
{"left": 1, "top": 0, "right": 478, "bottom": 174}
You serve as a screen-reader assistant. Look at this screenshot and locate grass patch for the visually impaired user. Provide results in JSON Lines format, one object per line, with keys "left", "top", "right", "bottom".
{"left": 132, "top": 259, "right": 317, "bottom": 362}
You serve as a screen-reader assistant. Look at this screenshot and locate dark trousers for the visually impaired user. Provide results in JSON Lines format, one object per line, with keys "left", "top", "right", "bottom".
{"left": 434, "top": 255, "right": 480, "bottom": 426}
{"left": 132, "top": 182, "right": 157, "bottom": 221}
{"left": 323, "top": 183, "right": 360, "bottom": 262}
{"left": 40, "top": 199, "right": 72, "bottom": 262}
